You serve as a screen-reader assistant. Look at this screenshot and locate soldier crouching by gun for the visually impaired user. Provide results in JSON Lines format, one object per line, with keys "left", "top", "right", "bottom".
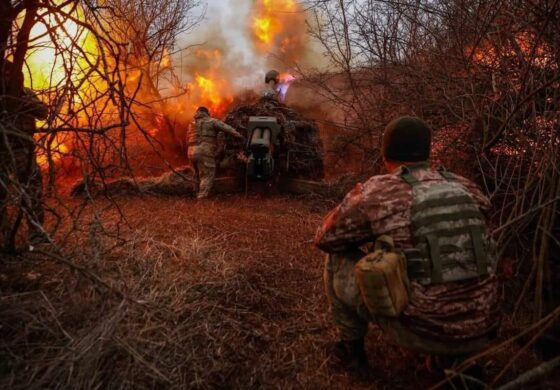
{"left": 1, "top": 60, "right": 49, "bottom": 248}
{"left": 315, "top": 117, "right": 499, "bottom": 381}
{"left": 187, "top": 106, "right": 244, "bottom": 199}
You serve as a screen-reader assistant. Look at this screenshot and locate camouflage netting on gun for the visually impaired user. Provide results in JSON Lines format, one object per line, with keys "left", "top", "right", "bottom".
{"left": 221, "top": 99, "right": 325, "bottom": 180}
{"left": 70, "top": 100, "right": 327, "bottom": 198}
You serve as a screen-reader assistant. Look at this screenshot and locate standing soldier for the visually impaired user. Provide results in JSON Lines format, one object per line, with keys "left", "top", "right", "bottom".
{"left": 187, "top": 106, "right": 244, "bottom": 199}
{"left": 315, "top": 116, "right": 499, "bottom": 376}
{"left": 1, "top": 60, "right": 48, "bottom": 246}
{"left": 261, "top": 70, "right": 280, "bottom": 102}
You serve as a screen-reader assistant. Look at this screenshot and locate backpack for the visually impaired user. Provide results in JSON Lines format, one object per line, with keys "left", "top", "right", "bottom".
{"left": 399, "top": 166, "right": 495, "bottom": 285}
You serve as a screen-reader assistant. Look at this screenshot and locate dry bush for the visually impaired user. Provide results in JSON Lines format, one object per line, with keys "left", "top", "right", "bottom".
{"left": 302, "top": 0, "right": 560, "bottom": 306}
{"left": 300, "top": 0, "right": 560, "bottom": 384}
{"left": 0, "top": 196, "right": 334, "bottom": 389}
{"left": 2, "top": 195, "right": 555, "bottom": 389}
{"left": 1, "top": 0, "right": 202, "bottom": 256}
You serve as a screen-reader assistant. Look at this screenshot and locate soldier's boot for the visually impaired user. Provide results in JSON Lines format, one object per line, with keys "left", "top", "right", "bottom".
{"left": 328, "top": 338, "right": 369, "bottom": 377}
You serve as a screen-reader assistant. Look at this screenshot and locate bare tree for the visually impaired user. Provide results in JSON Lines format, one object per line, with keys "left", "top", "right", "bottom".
{"left": 101, "top": 0, "right": 202, "bottom": 162}
{"left": 299, "top": 3, "right": 560, "bottom": 385}
{"left": 1, "top": 0, "right": 200, "bottom": 251}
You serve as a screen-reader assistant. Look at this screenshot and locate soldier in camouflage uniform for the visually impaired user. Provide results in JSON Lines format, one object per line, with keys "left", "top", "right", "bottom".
{"left": 315, "top": 116, "right": 499, "bottom": 373}
{"left": 1, "top": 61, "right": 49, "bottom": 245}
{"left": 187, "top": 106, "right": 243, "bottom": 199}
{"left": 261, "top": 70, "right": 280, "bottom": 102}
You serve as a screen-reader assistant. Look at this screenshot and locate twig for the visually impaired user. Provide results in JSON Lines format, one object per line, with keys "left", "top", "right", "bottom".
{"left": 429, "top": 305, "right": 560, "bottom": 390}
{"left": 496, "top": 357, "right": 560, "bottom": 390}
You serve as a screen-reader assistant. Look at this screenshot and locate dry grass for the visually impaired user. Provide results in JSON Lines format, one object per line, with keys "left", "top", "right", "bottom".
{"left": 0, "top": 195, "right": 556, "bottom": 389}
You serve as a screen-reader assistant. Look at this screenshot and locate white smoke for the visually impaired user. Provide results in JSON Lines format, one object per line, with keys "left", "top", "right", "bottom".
{"left": 174, "top": 0, "right": 269, "bottom": 93}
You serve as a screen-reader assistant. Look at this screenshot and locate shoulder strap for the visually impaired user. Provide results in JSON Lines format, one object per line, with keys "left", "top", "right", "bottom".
{"left": 436, "top": 166, "right": 455, "bottom": 182}
{"left": 399, "top": 166, "right": 419, "bottom": 186}
{"left": 470, "top": 225, "right": 489, "bottom": 276}
{"left": 426, "top": 234, "right": 443, "bottom": 283}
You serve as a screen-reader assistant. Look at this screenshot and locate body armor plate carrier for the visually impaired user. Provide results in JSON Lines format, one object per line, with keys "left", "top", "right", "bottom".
{"left": 400, "top": 166, "right": 495, "bottom": 285}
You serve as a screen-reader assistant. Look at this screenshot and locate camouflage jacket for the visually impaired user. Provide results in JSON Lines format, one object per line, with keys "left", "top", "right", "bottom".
{"left": 261, "top": 84, "right": 279, "bottom": 101}
{"left": 315, "top": 164, "right": 499, "bottom": 342}
{"left": 187, "top": 111, "right": 241, "bottom": 159}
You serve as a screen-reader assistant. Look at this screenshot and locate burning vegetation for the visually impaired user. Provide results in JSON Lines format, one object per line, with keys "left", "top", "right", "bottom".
{"left": 13, "top": 0, "right": 309, "bottom": 182}
{"left": 251, "top": 0, "right": 307, "bottom": 61}
{"left": 1, "top": 0, "right": 560, "bottom": 389}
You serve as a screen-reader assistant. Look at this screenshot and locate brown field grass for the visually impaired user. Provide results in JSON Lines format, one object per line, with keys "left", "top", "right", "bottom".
{"left": 0, "top": 194, "right": 556, "bottom": 389}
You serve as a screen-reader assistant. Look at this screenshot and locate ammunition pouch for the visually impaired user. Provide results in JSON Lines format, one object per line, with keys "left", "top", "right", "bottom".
{"left": 355, "top": 235, "right": 410, "bottom": 318}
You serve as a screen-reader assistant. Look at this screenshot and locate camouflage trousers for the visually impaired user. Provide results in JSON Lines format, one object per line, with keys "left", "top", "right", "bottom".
{"left": 324, "top": 253, "right": 493, "bottom": 355}
{"left": 324, "top": 251, "right": 370, "bottom": 341}
{"left": 189, "top": 151, "right": 216, "bottom": 199}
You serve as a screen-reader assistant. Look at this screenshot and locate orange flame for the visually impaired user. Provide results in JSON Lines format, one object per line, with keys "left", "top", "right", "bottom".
{"left": 184, "top": 49, "right": 233, "bottom": 117}
{"left": 251, "top": 0, "right": 305, "bottom": 61}
{"left": 467, "top": 32, "right": 556, "bottom": 69}
{"left": 35, "top": 134, "right": 70, "bottom": 167}
{"left": 22, "top": 0, "right": 310, "bottom": 177}
{"left": 23, "top": 2, "right": 98, "bottom": 171}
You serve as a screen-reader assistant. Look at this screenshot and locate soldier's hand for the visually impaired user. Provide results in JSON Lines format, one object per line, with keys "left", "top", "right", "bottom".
{"left": 236, "top": 151, "right": 248, "bottom": 162}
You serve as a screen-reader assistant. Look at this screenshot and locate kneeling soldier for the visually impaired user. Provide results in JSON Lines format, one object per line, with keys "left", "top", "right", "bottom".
{"left": 315, "top": 116, "right": 499, "bottom": 374}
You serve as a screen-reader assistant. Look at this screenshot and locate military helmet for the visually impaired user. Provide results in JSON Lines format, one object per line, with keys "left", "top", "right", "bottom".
{"left": 196, "top": 106, "right": 210, "bottom": 115}
{"left": 382, "top": 116, "right": 431, "bottom": 162}
{"left": 265, "top": 70, "right": 280, "bottom": 84}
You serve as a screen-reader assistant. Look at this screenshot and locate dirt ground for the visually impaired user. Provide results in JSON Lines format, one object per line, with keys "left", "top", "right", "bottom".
{"left": 0, "top": 194, "right": 557, "bottom": 389}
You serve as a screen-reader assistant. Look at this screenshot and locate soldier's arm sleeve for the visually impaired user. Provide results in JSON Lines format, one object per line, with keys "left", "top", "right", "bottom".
{"left": 214, "top": 119, "right": 243, "bottom": 139}
{"left": 23, "top": 88, "right": 48, "bottom": 120}
{"left": 315, "top": 182, "right": 372, "bottom": 253}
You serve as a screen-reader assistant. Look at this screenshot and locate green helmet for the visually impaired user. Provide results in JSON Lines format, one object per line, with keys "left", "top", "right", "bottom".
{"left": 196, "top": 106, "right": 209, "bottom": 115}
{"left": 382, "top": 116, "right": 432, "bottom": 162}
{"left": 265, "top": 70, "right": 280, "bottom": 84}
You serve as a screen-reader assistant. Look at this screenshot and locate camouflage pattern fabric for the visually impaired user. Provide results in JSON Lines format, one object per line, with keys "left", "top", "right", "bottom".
{"left": 324, "top": 250, "right": 495, "bottom": 355}
{"left": 190, "top": 154, "right": 216, "bottom": 199}
{"left": 402, "top": 168, "right": 497, "bottom": 285}
{"left": 1, "top": 88, "right": 48, "bottom": 150}
{"left": 187, "top": 111, "right": 241, "bottom": 198}
{"left": 315, "top": 164, "right": 499, "bottom": 350}
{"left": 324, "top": 251, "right": 370, "bottom": 341}
{"left": 261, "top": 80, "right": 279, "bottom": 102}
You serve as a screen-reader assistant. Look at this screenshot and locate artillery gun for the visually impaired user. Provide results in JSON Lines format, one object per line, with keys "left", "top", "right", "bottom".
{"left": 71, "top": 71, "right": 328, "bottom": 198}
{"left": 216, "top": 88, "right": 325, "bottom": 192}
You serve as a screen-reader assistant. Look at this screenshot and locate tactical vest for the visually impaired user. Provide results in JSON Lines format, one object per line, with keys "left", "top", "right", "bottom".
{"left": 400, "top": 166, "right": 495, "bottom": 285}
{"left": 188, "top": 118, "right": 218, "bottom": 146}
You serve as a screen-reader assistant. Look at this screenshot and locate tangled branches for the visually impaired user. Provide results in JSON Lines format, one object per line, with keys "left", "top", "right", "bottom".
{"left": 303, "top": 0, "right": 560, "bottom": 318}
{"left": 0, "top": 0, "right": 200, "bottom": 253}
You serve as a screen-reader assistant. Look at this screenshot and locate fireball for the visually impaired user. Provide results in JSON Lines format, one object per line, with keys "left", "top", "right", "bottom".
{"left": 251, "top": 0, "right": 305, "bottom": 60}
{"left": 185, "top": 49, "right": 234, "bottom": 117}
